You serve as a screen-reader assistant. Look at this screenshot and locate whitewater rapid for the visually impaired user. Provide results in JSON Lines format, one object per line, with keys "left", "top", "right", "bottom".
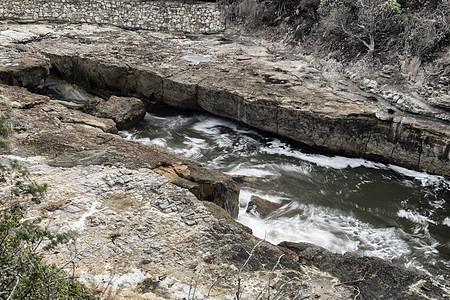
{"left": 121, "top": 110, "right": 450, "bottom": 279}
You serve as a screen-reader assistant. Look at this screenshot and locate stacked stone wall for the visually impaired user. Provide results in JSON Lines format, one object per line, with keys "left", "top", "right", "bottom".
{"left": 0, "top": 0, "right": 225, "bottom": 33}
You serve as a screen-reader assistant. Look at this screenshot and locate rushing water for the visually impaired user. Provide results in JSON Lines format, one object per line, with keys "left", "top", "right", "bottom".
{"left": 121, "top": 106, "right": 450, "bottom": 279}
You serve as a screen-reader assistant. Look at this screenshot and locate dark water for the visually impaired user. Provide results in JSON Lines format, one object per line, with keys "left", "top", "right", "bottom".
{"left": 121, "top": 107, "right": 450, "bottom": 279}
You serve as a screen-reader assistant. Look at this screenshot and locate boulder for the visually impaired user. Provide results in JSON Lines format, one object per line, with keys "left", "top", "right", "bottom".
{"left": 153, "top": 162, "right": 240, "bottom": 218}
{"left": 82, "top": 95, "right": 146, "bottom": 130}
{"left": 246, "top": 195, "right": 284, "bottom": 218}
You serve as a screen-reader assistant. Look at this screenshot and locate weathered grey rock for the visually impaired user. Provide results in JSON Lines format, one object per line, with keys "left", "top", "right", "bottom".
{"left": 82, "top": 95, "right": 146, "bottom": 130}
{"left": 1, "top": 84, "right": 239, "bottom": 218}
{"left": 12, "top": 23, "right": 445, "bottom": 177}
{"left": 5, "top": 161, "right": 345, "bottom": 300}
{"left": 153, "top": 162, "right": 240, "bottom": 218}
{"left": 279, "top": 241, "right": 448, "bottom": 300}
{"left": 202, "top": 200, "right": 252, "bottom": 234}
{"left": 246, "top": 195, "right": 284, "bottom": 218}
{"left": 428, "top": 96, "right": 450, "bottom": 111}
{"left": 0, "top": 49, "right": 50, "bottom": 89}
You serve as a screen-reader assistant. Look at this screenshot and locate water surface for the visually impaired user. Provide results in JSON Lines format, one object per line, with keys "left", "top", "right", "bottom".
{"left": 122, "top": 107, "right": 449, "bottom": 279}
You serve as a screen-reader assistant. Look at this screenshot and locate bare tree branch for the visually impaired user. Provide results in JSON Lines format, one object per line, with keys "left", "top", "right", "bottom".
{"left": 7, "top": 276, "right": 20, "bottom": 300}
{"left": 236, "top": 235, "right": 266, "bottom": 300}
{"left": 267, "top": 254, "right": 284, "bottom": 300}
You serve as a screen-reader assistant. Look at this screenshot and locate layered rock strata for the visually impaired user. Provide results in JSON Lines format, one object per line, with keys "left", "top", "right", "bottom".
{"left": 0, "top": 83, "right": 353, "bottom": 299}
{"left": 1, "top": 83, "right": 447, "bottom": 300}
{"left": 1, "top": 23, "right": 448, "bottom": 177}
{"left": 0, "top": 84, "right": 239, "bottom": 218}
{"left": 1, "top": 23, "right": 449, "bottom": 299}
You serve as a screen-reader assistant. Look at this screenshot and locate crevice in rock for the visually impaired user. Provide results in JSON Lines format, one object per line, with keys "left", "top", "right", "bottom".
{"left": 20, "top": 101, "right": 45, "bottom": 109}
{"left": 417, "top": 138, "right": 424, "bottom": 171}
{"left": 4, "top": 48, "right": 449, "bottom": 178}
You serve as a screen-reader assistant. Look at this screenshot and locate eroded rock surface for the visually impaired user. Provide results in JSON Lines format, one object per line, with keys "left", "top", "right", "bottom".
{"left": 1, "top": 22, "right": 448, "bottom": 177}
{"left": 279, "top": 241, "right": 450, "bottom": 300}
{"left": 0, "top": 84, "right": 239, "bottom": 217}
{"left": 0, "top": 22, "right": 449, "bottom": 299}
{"left": 82, "top": 95, "right": 146, "bottom": 130}
{"left": 0, "top": 157, "right": 355, "bottom": 299}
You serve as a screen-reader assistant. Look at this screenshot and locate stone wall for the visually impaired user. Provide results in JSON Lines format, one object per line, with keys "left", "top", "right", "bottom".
{"left": 0, "top": 0, "right": 225, "bottom": 33}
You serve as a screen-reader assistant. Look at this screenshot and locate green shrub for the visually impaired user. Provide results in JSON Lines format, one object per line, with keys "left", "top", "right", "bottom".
{"left": 0, "top": 161, "right": 98, "bottom": 300}
{"left": 0, "top": 110, "right": 12, "bottom": 150}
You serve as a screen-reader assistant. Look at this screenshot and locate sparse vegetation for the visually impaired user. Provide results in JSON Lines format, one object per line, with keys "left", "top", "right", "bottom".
{"left": 223, "top": 0, "right": 449, "bottom": 60}
{"left": 0, "top": 114, "right": 96, "bottom": 300}
{"left": 0, "top": 109, "right": 12, "bottom": 150}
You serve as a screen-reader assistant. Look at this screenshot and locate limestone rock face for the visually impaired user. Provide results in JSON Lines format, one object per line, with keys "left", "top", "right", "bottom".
{"left": 246, "top": 195, "right": 284, "bottom": 218}
{"left": 1, "top": 84, "right": 239, "bottom": 218}
{"left": 82, "top": 95, "right": 146, "bottom": 130}
{"left": 153, "top": 162, "right": 240, "bottom": 218}
{"left": 0, "top": 49, "right": 50, "bottom": 89}
{"left": 1, "top": 23, "right": 449, "bottom": 177}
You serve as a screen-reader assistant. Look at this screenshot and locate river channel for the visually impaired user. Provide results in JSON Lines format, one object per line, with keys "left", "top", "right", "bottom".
{"left": 34, "top": 77, "right": 449, "bottom": 279}
{"left": 120, "top": 106, "right": 450, "bottom": 280}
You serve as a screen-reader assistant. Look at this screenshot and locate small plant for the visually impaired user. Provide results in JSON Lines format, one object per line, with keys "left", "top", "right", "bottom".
{"left": 0, "top": 110, "right": 12, "bottom": 150}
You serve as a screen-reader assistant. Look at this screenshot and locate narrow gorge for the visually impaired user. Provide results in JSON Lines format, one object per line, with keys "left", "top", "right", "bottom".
{"left": 0, "top": 0, "right": 449, "bottom": 299}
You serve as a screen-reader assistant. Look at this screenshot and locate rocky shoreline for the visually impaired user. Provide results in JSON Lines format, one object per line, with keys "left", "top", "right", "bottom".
{"left": 1, "top": 84, "right": 448, "bottom": 299}
{"left": 0, "top": 21, "right": 449, "bottom": 299}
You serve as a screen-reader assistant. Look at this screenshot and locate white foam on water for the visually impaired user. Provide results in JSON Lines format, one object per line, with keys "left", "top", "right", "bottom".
{"left": 151, "top": 137, "right": 169, "bottom": 148}
{"left": 276, "top": 162, "right": 313, "bottom": 176}
{"left": 143, "top": 113, "right": 193, "bottom": 132}
{"left": 192, "top": 117, "right": 226, "bottom": 135}
{"left": 261, "top": 139, "right": 386, "bottom": 170}
{"left": 237, "top": 190, "right": 413, "bottom": 262}
{"left": 226, "top": 163, "right": 279, "bottom": 178}
{"left": 120, "top": 110, "right": 449, "bottom": 277}
{"left": 443, "top": 217, "right": 450, "bottom": 227}
{"left": 177, "top": 137, "right": 208, "bottom": 160}
{"left": 397, "top": 209, "right": 437, "bottom": 226}
{"left": 238, "top": 189, "right": 288, "bottom": 208}
{"left": 192, "top": 116, "right": 257, "bottom": 136}
{"left": 388, "top": 165, "right": 450, "bottom": 187}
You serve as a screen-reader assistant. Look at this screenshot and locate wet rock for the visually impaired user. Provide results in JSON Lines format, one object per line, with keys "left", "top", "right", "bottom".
{"left": 279, "top": 242, "right": 449, "bottom": 300}
{"left": 278, "top": 241, "right": 326, "bottom": 253}
{"left": 246, "top": 195, "right": 284, "bottom": 218}
{"left": 82, "top": 95, "right": 146, "bottom": 130}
